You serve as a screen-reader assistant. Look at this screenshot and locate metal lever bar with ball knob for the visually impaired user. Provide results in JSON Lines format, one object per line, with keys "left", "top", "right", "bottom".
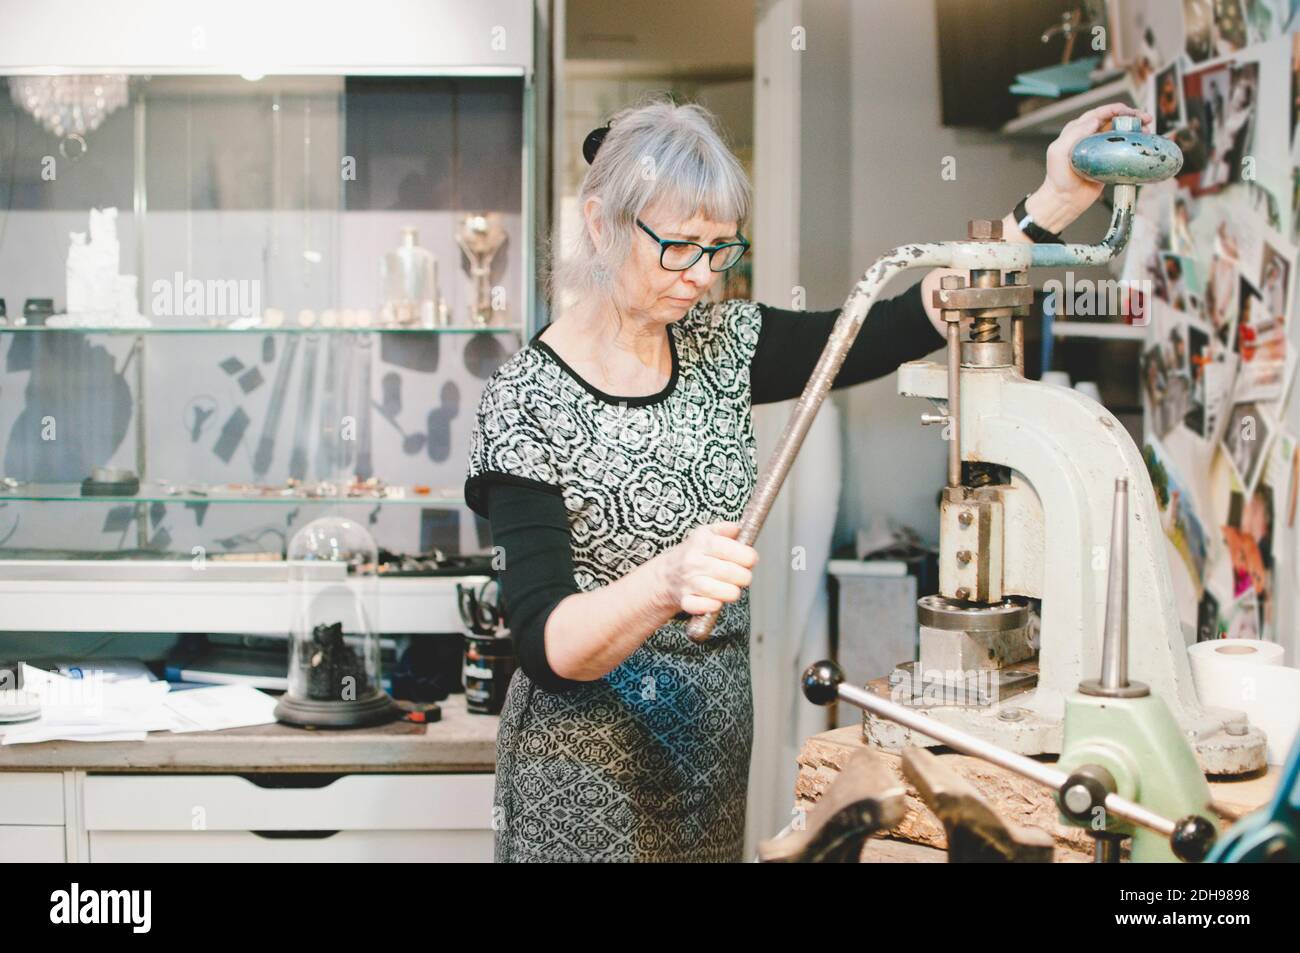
{"left": 684, "top": 114, "right": 1182, "bottom": 643}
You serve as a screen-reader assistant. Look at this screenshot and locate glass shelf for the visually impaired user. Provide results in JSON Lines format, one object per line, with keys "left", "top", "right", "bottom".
{"left": 0, "top": 322, "right": 524, "bottom": 336}
{"left": 0, "top": 481, "right": 465, "bottom": 505}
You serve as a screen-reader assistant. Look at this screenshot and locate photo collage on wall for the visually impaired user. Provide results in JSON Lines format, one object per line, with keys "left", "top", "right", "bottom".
{"left": 1132, "top": 1, "right": 1300, "bottom": 644}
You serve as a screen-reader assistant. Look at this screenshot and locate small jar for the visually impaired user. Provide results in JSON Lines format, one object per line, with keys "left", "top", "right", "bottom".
{"left": 463, "top": 633, "right": 516, "bottom": 715}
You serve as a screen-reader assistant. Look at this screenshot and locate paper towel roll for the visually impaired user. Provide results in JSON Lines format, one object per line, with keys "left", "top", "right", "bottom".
{"left": 1189, "top": 639, "right": 1299, "bottom": 765}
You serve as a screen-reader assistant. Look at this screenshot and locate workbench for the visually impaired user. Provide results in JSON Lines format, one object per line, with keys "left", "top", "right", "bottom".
{"left": 0, "top": 694, "right": 500, "bottom": 862}
{"left": 794, "top": 723, "right": 1280, "bottom": 862}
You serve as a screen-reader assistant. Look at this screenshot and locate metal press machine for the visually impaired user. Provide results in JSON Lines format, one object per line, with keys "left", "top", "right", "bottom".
{"left": 686, "top": 114, "right": 1266, "bottom": 777}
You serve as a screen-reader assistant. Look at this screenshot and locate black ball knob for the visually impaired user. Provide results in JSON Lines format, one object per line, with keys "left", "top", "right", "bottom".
{"left": 1170, "top": 815, "right": 1217, "bottom": 863}
{"left": 802, "top": 660, "right": 844, "bottom": 706}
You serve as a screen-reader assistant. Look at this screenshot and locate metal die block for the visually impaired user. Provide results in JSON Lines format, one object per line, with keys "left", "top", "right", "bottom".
{"left": 939, "top": 487, "right": 1003, "bottom": 602}
{"left": 919, "top": 621, "right": 1034, "bottom": 675}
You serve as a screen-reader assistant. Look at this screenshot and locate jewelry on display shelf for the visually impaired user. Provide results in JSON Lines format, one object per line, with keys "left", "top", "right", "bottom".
{"left": 456, "top": 212, "right": 508, "bottom": 327}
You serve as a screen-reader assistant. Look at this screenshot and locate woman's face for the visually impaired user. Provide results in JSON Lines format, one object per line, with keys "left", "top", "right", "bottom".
{"left": 591, "top": 200, "right": 736, "bottom": 323}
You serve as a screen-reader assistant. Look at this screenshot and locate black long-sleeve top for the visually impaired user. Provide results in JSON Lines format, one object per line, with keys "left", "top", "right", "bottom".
{"left": 475, "top": 281, "right": 944, "bottom": 692}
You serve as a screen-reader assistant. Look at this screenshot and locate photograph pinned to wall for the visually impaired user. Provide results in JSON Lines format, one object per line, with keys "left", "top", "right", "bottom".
{"left": 1142, "top": 341, "right": 1181, "bottom": 439}
{"left": 1266, "top": 429, "right": 1298, "bottom": 532}
{"left": 1123, "top": 180, "right": 1177, "bottom": 300}
{"left": 1156, "top": 252, "right": 1206, "bottom": 314}
{"left": 1293, "top": 166, "right": 1300, "bottom": 245}
{"left": 1200, "top": 206, "right": 1274, "bottom": 381}
{"left": 1203, "top": 349, "right": 1242, "bottom": 444}
{"left": 1176, "top": 62, "right": 1233, "bottom": 195}
{"left": 1218, "top": 196, "right": 1266, "bottom": 280}
{"left": 1222, "top": 588, "right": 1262, "bottom": 639}
{"left": 1206, "top": 249, "right": 1242, "bottom": 343}
{"left": 1155, "top": 60, "right": 1185, "bottom": 135}
{"left": 1144, "top": 440, "right": 1211, "bottom": 593}
{"left": 1237, "top": 352, "right": 1290, "bottom": 401}
{"left": 1208, "top": 61, "right": 1259, "bottom": 192}
{"left": 1225, "top": 59, "right": 1261, "bottom": 178}
{"left": 1141, "top": 299, "right": 1194, "bottom": 438}
{"left": 1221, "top": 478, "right": 1277, "bottom": 638}
{"left": 1171, "top": 192, "right": 1197, "bottom": 256}
{"left": 1259, "top": 240, "right": 1292, "bottom": 326}
{"left": 1184, "top": 315, "right": 1214, "bottom": 437}
{"left": 1259, "top": 431, "right": 1296, "bottom": 636}
{"left": 1262, "top": 272, "right": 1300, "bottom": 414}
{"left": 1184, "top": 0, "right": 1217, "bottom": 63}
{"left": 1237, "top": 273, "right": 1287, "bottom": 363}
{"left": 1222, "top": 398, "right": 1278, "bottom": 494}
{"left": 1196, "top": 587, "right": 1221, "bottom": 641}
{"left": 1214, "top": 0, "right": 1250, "bottom": 58}
{"left": 1293, "top": 30, "right": 1300, "bottom": 149}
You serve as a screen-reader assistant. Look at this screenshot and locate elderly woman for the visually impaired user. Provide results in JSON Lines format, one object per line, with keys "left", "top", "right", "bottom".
{"left": 465, "top": 97, "right": 1153, "bottom": 863}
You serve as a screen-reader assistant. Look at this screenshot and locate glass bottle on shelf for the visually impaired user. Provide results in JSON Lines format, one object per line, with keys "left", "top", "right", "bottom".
{"left": 379, "top": 226, "right": 440, "bottom": 328}
{"left": 275, "top": 516, "right": 401, "bottom": 727}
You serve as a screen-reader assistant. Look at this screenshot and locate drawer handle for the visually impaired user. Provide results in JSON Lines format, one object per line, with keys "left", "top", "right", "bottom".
{"left": 250, "top": 830, "right": 342, "bottom": 840}
{"left": 237, "top": 773, "right": 346, "bottom": 790}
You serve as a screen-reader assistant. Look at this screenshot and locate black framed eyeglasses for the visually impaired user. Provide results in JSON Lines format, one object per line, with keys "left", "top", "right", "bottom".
{"left": 636, "top": 218, "right": 750, "bottom": 272}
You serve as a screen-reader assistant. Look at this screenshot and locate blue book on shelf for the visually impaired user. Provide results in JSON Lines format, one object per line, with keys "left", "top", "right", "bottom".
{"left": 1011, "top": 56, "right": 1100, "bottom": 97}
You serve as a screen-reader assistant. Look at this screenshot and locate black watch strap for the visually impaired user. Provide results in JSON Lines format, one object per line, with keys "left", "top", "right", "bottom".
{"left": 1013, "top": 194, "right": 1064, "bottom": 244}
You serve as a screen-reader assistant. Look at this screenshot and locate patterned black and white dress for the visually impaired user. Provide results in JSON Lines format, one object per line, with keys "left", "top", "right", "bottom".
{"left": 464, "top": 284, "right": 941, "bottom": 862}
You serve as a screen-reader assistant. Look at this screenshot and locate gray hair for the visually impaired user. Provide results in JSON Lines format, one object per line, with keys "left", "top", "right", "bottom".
{"left": 547, "top": 96, "right": 752, "bottom": 304}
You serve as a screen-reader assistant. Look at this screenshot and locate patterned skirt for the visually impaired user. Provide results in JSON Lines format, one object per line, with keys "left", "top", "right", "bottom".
{"left": 492, "top": 592, "right": 754, "bottom": 862}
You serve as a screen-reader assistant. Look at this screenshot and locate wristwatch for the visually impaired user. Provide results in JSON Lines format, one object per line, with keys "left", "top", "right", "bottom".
{"left": 1013, "top": 194, "right": 1064, "bottom": 244}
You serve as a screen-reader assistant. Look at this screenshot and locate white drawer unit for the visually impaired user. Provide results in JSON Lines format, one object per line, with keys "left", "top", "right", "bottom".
{"left": 0, "top": 771, "right": 65, "bottom": 825}
{"left": 79, "top": 772, "right": 496, "bottom": 862}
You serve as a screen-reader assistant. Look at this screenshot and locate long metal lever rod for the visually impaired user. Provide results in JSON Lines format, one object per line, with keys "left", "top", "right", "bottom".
{"left": 803, "top": 660, "right": 1177, "bottom": 838}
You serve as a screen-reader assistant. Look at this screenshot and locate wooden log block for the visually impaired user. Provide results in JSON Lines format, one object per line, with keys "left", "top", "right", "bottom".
{"left": 795, "top": 725, "right": 1095, "bottom": 861}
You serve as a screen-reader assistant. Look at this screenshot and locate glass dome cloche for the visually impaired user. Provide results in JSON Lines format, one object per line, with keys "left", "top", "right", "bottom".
{"left": 275, "top": 516, "right": 402, "bottom": 727}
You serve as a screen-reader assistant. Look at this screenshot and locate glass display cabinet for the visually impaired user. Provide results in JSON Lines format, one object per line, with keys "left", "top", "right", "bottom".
{"left": 0, "top": 70, "right": 530, "bottom": 550}
{"left": 0, "top": 1, "right": 545, "bottom": 642}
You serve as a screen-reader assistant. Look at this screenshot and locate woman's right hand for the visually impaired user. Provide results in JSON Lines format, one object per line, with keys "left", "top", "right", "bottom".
{"left": 655, "top": 521, "right": 759, "bottom": 616}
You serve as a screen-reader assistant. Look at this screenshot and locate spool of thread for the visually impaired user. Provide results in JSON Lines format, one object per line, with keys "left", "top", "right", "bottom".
{"left": 1188, "top": 638, "right": 1300, "bottom": 765}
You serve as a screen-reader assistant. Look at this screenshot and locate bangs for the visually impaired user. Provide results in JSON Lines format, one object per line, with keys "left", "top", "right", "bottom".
{"left": 640, "top": 138, "right": 750, "bottom": 231}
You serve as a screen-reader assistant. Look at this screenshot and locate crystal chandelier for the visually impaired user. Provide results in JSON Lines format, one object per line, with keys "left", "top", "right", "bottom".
{"left": 6, "top": 75, "right": 130, "bottom": 138}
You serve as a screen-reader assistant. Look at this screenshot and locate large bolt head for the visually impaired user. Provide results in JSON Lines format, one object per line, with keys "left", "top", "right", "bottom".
{"left": 1063, "top": 783, "right": 1093, "bottom": 814}
{"left": 968, "top": 219, "right": 1003, "bottom": 241}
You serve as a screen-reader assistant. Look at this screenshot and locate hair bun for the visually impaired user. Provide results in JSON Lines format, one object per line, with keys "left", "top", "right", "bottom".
{"left": 582, "top": 124, "right": 611, "bottom": 165}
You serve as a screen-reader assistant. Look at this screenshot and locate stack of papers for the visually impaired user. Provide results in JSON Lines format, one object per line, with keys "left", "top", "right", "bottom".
{"left": 1011, "top": 56, "right": 1100, "bottom": 98}
{"left": 0, "top": 663, "right": 278, "bottom": 745}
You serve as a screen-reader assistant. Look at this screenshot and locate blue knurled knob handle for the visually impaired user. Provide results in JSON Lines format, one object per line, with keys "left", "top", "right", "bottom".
{"left": 1070, "top": 114, "right": 1183, "bottom": 185}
